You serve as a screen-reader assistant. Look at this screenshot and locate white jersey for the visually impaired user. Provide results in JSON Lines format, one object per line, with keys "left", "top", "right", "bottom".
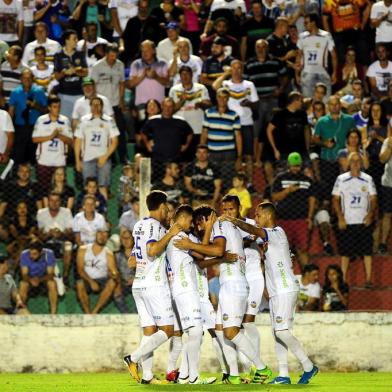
{"left": 212, "top": 220, "right": 246, "bottom": 285}
{"left": 32, "top": 114, "right": 72, "bottom": 167}
{"left": 74, "top": 114, "right": 120, "bottom": 162}
{"left": 132, "top": 217, "right": 168, "bottom": 289}
{"left": 31, "top": 64, "right": 54, "bottom": 91}
{"left": 72, "top": 94, "right": 114, "bottom": 121}
{"left": 72, "top": 211, "right": 106, "bottom": 244}
{"left": 366, "top": 60, "right": 392, "bottom": 92}
{"left": 239, "top": 218, "right": 256, "bottom": 240}
{"left": 244, "top": 247, "right": 263, "bottom": 283}
{"left": 0, "top": 109, "right": 14, "bottom": 154}
{"left": 83, "top": 243, "right": 110, "bottom": 280}
{"left": 296, "top": 274, "right": 321, "bottom": 308}
{"left": 169, "top": 55, "right": 203, "bottom": 85}
{"left": 0, "top": 0, "right": 23, "bottom": 42}
{"left": 166, "top": 231, "right": 198, "bottom": 297}
{"left": 298, "top": 29, "right": 335, "bottom": 74}
{"left": 332, "top": 171, "right": 377, "bottom": 225}
{"left": 222, "top": 79, "right": 259, "bottom": 126}
{"left": 261, "top": 226, "right": 299, "bottom": 297}
{"left": 370, "top": 1, "right": 392, "bottom": 43}
{"left": 22, "top": 38, "right": 61, "bottom": 67}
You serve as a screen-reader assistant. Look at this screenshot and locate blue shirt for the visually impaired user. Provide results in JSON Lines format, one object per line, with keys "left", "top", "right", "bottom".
{"left": 9, "top": 85, "right": 47, "bottom": 126}
{"left": 20, "top": 248, "right": 55, "bottom": 278}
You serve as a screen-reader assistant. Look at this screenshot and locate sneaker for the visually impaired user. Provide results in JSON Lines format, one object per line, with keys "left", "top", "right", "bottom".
{"left": 269, "top": 376, "right": 291, "bottom": 384}
{"left": 178, "top": 377, "right": 189, "bottom": 384}
{"left": 223, "top": 375, "right": 241, "bottom": 384}
{"left": 166, "top": 368, "right": 179, "bottom": 382}
{"left": 123, "top": 355, "right": 140, "bottom": 383}
{"left": 251, "top": 366, "right": 272, "bottom": 384}
{"left": 378, "top": 243, "right": 388, "bottom": 255}
{"left": 141, "top": 378, "right": 170, "bottom": 384}
{"left": 323, "top": 243, "right": 334, "bottom": 256}
{"left": 189, "top": 376, "right": 217, "bottom": 385}
{"left": 298, "top": 365, "right": 319, "bottom": 384}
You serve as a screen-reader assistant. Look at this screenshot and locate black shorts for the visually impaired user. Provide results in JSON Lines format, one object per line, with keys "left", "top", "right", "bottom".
{"left": 337, "top": 224, "right": 373, "bottom": 257}
{"left": 381, "top": 186, "right": 392, "bottom": 213}
{"left": 242, "top": 125, "right": 254, "bottom": 156}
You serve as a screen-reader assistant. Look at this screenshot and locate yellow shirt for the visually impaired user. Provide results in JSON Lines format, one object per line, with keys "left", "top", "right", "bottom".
{"left": 228, "top": 187, "right": 252, "bottom": 217}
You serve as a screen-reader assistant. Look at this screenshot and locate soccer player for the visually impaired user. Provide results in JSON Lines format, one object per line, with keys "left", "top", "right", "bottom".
{"left": 175, "top": 206, "right": 271, "bottom": 384}
{"left": 222, "top": 202, "right": 318, "bottom": 385}
{"left": 123, "top": 191, "right": 181, "bottom": 384}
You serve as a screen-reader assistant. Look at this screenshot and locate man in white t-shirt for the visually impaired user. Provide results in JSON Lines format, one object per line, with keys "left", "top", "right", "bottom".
{"left": 367, "top": 43, "right": 392, "bottom": 99}
{"left": 0, "top": 0, "right": 23, "bottom": 45}
{"left": 74, "top": 96, "right": 119, "bottom": 199}
{"left": 32, "top": 95, "right": 73, "bottom": 193}
{"left": 0, "top": 108, "right": 14, "bottom": 165}
{"left": 370, "top": 0, "right": 392, "bottom": 45}
{"left": 224, "top": 202, "right": 318, "bottom": 385}
{"left": 297, "top": 13, "right": 337, "bottom": 98}
{"left": 296, "top": 264, "right": 321, "bottom": 311}
{"left": 109, "top": 0, "right": 138, "bottom": 39}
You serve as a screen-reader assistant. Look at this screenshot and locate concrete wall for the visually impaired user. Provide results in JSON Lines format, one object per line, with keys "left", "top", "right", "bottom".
{"left": 0, "top": 313, "right": 391, "bottom": 373}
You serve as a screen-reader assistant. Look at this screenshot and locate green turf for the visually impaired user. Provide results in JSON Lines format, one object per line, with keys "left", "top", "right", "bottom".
{"left": 0, "top": 372, "right": 391, "bottom": 392}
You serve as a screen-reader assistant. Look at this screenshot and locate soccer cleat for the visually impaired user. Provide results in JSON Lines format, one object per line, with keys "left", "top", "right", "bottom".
{"left": 178, "top": 377, "right": 189, "bottom": 384}
{"left": 123, "top": 355, "right": 140, "bottom": 383}
{"left": 298, "top": 365, "right": 319, "bottom": 384}
{"left": 269, "top": 376, "right": 291, "bottom": 384}
{"left": 189, "top": 376, "right": 217, "bottom": 384}
{"left": 251, "top": 366, "right": 272, "bottom": 384}
{"left": 141, "top": 378, "right": 171, "bottom": 384}
{"left": 223, "top": 375, "right": 241, "bottom": 384}
{"left": 166, "top": 368, "right": 179, "bottom": 382}
{"left": 221, "top": 373, "right": 229, "bottom": 382}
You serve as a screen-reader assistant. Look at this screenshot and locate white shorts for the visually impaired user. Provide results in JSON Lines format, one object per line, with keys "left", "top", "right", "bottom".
{"left": 200, "top": 300, "right": 216, "bottom": 330}
{"left": 245, "top": 279, "right": 264, "bottom": 316}
{"left": 269, "top": 292, "right": 298, "bottom": 331}
{"left": 217, "top": 281, "right": 248, "bottom": 328}
{"left": 133, "top": 286, "right": 174, "bottom": 328}
{"left": 173, "top": 291, "right": 202, "bottom": 331}
{"left": 172, "top": 300, "right": 181, "bottom": 332}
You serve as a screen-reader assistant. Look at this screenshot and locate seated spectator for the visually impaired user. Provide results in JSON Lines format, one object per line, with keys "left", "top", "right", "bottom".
{"left": 75, "top": 177, "right": 107, "bottom": 215}
{"left": 322, "top": 264, "right": 349, "bottom": 312}
{"left": 76, "top": 228, "right": 119, "bottom": 314}
{"left": 340, "top": 80, "right": 365, "bottom": 115}
{"left": 30, "top": 46, "right": 55, "bottom": 92}
{"left": 0, "top": 255, "right": 29, "bottom": 315}
{"left": 73, "top": 194, "right": 106, "bottom": 246}
{"left": 228, "top": 172, "right": 252, "bottom": 218}
{"left": 19, "top": 241, "right": 58, "bottom": 314}
{"left": 37, "top": 192, "right": 73, "bottom": 284}
{"left": 119, "top": 196, "right": 140, "bottom": 234}
{"left": 352, "top": 96, "right": 371, "bottom": 136}
{"left": 152, "top": 162, "right": 185, "bottom": 204}
{"left": 337, "top": 129, "right": 369, "bottom": 173}
{"left": 118, "top": 164, "right": 139, "bottom": 213}
{"left": 43, "top": 167, "right": 75, "bottom": 210}
{"left": 296, "top": 263, "right": 321, "bottom": 311}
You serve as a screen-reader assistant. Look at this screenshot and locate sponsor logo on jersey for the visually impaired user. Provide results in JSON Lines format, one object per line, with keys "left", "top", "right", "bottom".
{"left": 276, "top": 316, "right": 283, "bottom": 323}
{"left": 250, "top": 301, "right": 257, "bottom": 308}
{"left": 223, "top": 313, "right": 229, "bottom": 321}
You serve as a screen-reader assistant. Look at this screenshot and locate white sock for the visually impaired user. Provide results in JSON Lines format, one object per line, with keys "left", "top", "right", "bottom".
{"left": 237, "top": 330, "right": 252, "bottom": 373}
{"left": 274, "top": 332, "right": 289, "bottom": 378}
{"left": 187, "top": 326, "right": 203, "bottom": 382}
{"left": 178, "top": 340, "right": 189, "bottom": 380}
{"left": 243, "top": 322, "right": 260, "bottom": 358}
{"left": 167, "top": 336, "right": 183, "bottom": 373}
{"left": 212, "top": 336, "right": 228, "bottom": 374}
{"left": 275, "top": 330, "right": 313, "bottom": 372}
{"left": 140, "top": 335, "right": 154, "bottom": 381}
{"left": 131, "top": 330, "right": 168, "bottom": 363}
{"left": 231, "top": 331, "right": 266, "bottom": 370}
{"left": 216, "top": 330, "right": 239, "bottom": 376}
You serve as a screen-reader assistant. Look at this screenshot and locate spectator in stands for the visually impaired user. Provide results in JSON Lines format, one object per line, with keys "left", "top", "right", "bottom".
{"left": 297, "top": 12, "right": 337, "bottom": 98}
{"left": 381, "top": 80, "right": 392, "bottom": 119}
{"left": 37, "top": 192, "right": 73, "bottom": 284}
{"left": 332, "top": 152, "right": 377, "bottom": 287}
{"left": 342, "top": 80, "right": 366, "bottom": 116}
{"left": 72, "top": 194, "right": 106, "bottom": 246}
{"left": 322, "top": 264, "right": 349, "bottom": 311}
{"left": 0, "top": 0, "right": 24, "bottom": 46}
{"left": 22, "top": 22, "right": 61, "bottom": 67}
{"left": 32, "top": 95, "right": 73, "bottom": 194}
{"left": 337, "top": 129, "right": 369, "bottom": 173}
{"left": 0, "top": 255, "right": 29, "bottom": 315}
{"left": 118, "top": 163, "right": 139, "bottom": 213}
{"left": 109, "top": 0, "right": 138, "bottom": 41}
{"left": 370, "top": 0, "right": 392, "bottom": 53}
{"left": 119, "top": 196, "right": 139, "bottom": 233}
{"left": 152, "top": 162, "right": 184, "bottom": 204}
{"left": 54, "top": 29, "right": 88, "bottom": 119}
{"left": 75, "top": 177, "right": 107, "bottom": 215}
{"left": 150, "top": 0, "right": 184, "bottom": 27}
{"left": 367, "top": 43, "right": 392, "bottom": 99}
{"left": 272, "top": 152, "right": 316, "bottom": 266}
{"left": 74, "top": 96, "right": 119, "bottom": 200}
{"left": 352, "top": 97, "right": 371, "bottom": 138}
{"left": 19, "top": 241, "right": 58, "bottom": 314}
{"left": 76, "top": 227, "right": 119, "bottom": 314}
{"left": 184, "top": 144, "right": 222, "bottom": 208}
{"left": 31, "top": 46, "right": 55, "bottom": 92}
{"left": 296, "top": 263, "right": 321, "bottom": 311}
{"left": 177, "top": 0, "right": 202, "bottom": 53}
{"left": 0, "top": 107, "right": 14, "bottom": 165}
{"left": 43, "top": 167, "right": 75, "bottom": 210}
{"left": 228, "top": 172, "right": 251, "bottom": 217}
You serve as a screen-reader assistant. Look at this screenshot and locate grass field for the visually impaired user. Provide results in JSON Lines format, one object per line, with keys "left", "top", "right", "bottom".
{"left": 1, "top": 372, "right": 391, "bottom": 392}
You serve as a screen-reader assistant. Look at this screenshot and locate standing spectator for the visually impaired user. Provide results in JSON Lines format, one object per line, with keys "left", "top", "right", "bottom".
{"left": 184, "top": 144, "right": 222, "bottom": 208}
{"left": 0, "top": 107, "right": 14, "bottom": 165}
{"left": 176, "top": 0, "right": 202, "bottom": 53}
{"left": 22, "top": 22, "right": 61, "bottom": 67}
{"left": 109, "top": 0, "right": 138, "bottom": 41}
{"left": 322, "top": 264, "right": 349, "bottom": 311}
{"left": 43, "top": 167, "right": 75, "bottom": 210}
{"left": 150, "top": 0, "right": 184, "bottom": 27}
{"left": 271, "top": 152, "right": 316, "bottom": 266}
{"left": 19, "top": 241, "right": 58, "bottom": 314}
{"left": 332, "top": 152, "right": 377, "bottom": 287}
{"left": 91, "top": 43, "right": 127, "bottom": 163}
{"left": 74, "top": 96, "right": 119, "bottom": 200}
{"left": 21, "top": 0, "right": 35, "bottom": 46}
{"left": 152, "top": 162, "right": 184, "bottom": 203}
{"left": 30, "top": 46, "right": 55, "bottom": 92}
{"left": 367, "top": 43, "right": 392, "bottom": 100}
{"left": 0, "top": 0, "right": 24, "bottom": 46}
{"left": 37, "top": 192, "right": 73, "bottom": 284}
{"left": 370, "top": 0, "right": 392, "bottom": 52}
{"left": 54, "top": 29, "right": 88, "bottom": 119}
{"left": 297, "top": 12, "right": 337, "bottom": 98}
{"left": 296, "top": 263, "right": 321, "bottom": 311}
{"left": 32, "top": 95, "right": 73, "bottom": 193}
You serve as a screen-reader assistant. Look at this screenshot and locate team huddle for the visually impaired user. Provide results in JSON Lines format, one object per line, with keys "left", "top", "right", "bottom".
{"left": 123, "top": 190, "right": 318, "bottom": 385}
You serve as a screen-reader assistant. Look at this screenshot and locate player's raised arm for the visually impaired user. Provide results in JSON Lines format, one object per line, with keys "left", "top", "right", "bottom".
{"left": 147, "top": 223, "right": 182, "bottom": 258}
{"left": 174, "top": 235, "right": 226, "bottom": 257}
{"left": 220, "top": 215, "right": 266, "bottom": 239}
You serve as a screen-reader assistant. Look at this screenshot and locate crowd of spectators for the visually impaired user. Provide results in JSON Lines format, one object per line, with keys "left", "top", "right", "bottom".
{"left": 1, "top": 0, "right": 392, "bottom": 314}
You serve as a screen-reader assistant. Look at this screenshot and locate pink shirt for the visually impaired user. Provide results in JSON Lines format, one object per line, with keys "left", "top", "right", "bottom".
{"left": 176, "top": 0, "right": 201, "bottom": 32}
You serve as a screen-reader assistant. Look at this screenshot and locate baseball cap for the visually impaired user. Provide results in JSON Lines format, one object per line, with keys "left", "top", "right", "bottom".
{"left": 287, "top": 152, "right": 303, "bottom": 166}
{"left": 213, "top": 36, "right": 227, "bottom": 46}
{"left": 82, "top": 77, "right": 95, "bottom": 86}
{"left": 166, "top": 21, "right": 179, "bottom": 30}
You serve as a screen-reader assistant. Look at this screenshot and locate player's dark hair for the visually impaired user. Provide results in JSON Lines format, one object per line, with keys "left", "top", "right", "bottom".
{"left": 257, "top": 202, "right": 276, "bottom": 217}
{"left": 193, "top": 205, "right": 216, "bottom": 224}
{"left": 146, "top": 190, "right": 168, "bottom": 211}
{"left": 174, "top": 204, "right": 193, "bottom": 221}
{"left": 302, "top": 263, "right": 319, "bottom": 275}
{"left": 222, "top": 194, "right": 240, "bottom": 208}
{"left": 48, "top": 95, "right": 61, "bottom": 106}
{"left": 29, "top": 240, "right": 43, "bottom": 252}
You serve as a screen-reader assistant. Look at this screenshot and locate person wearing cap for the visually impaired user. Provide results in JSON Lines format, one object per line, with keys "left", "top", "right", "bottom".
{"left": 271, "top": 152, "right": 317, "bottom": 267}
{"left": 157, "top": 21, "right": 193, "bottom": 64}
{"left": 32, "top": 95, "right": 73, "bottom": 193}
{"left": 71, "top": 77, "right": 113, "bottom": 130}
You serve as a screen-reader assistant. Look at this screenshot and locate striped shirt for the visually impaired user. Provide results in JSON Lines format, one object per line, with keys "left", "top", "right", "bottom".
{"left": 203, "top": 107, "right": 240, "bottom": 152}
{"left": 0, "top": 61, "right": 29, "bottom": 101}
